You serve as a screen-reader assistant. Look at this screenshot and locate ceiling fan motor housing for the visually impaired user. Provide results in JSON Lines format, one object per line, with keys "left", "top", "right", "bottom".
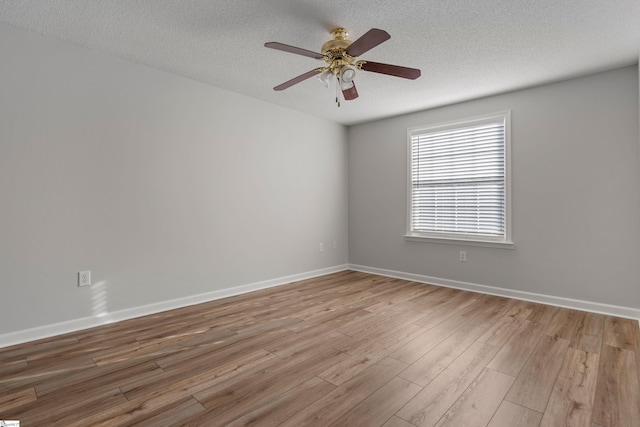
{"left": 321, "top": 28, "right": 356, "bottom": 73}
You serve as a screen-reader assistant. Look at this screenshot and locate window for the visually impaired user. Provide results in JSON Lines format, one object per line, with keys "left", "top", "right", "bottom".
{"left": 407, "top": 111, "right": 512, "bottom": 246}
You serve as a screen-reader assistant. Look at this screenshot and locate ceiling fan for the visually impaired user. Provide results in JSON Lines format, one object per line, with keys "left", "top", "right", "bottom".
{"left": 265, "top": 28, "right": 421, "bottom": 105}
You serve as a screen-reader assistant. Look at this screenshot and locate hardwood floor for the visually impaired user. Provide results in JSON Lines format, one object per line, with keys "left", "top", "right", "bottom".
{"left": 1, "top": 270, "right": 639, "bottom": 426}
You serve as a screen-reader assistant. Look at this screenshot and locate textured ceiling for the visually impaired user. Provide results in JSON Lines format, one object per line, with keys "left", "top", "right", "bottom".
{"left": 1, "top": 0, "right": 639, "bottom": 125}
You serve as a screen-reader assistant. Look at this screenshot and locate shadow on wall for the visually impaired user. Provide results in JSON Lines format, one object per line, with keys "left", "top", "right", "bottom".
{"left": 91, "top": 280, "right": 111, "bottom": 323}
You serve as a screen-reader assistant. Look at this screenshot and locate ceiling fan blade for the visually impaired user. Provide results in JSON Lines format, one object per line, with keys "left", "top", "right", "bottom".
{"left": 360, "top": 61, "right": 421, "bottom": 79}
{"left": 342, "top": 82, "right": 359, "bottom": 100}
{"left": 345, "top": 28, "right": 390, "bottom": 57}
{"left": 273, "top": 69, "right": 322, "bottom": 91}
{"left": 264, "top": 42, "right": 324, "bottom": 59}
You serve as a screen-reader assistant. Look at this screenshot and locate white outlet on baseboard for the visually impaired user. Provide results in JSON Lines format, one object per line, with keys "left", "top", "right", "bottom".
{"left": 78, "top": 271, "right": 91, "bottom": 287}
{"left": 459, "top": 251, "right": 467, "bottom": 262}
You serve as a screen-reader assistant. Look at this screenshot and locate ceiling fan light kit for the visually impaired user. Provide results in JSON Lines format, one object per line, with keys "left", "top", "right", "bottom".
{"left": 265, "top": 27, "right": 421, "bottom": 106}
{"left": 339, "top": 66, "right": 356, "bottom": 85}
{"left": 317, "top": 69, "right": 332, "bottom": 87}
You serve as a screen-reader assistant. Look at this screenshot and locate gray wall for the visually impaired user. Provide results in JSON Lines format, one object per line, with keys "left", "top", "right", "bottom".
{"left": 0, "top": 23, "right": 348, "bottom": 335}
{"left": 2, "top": 21, "right": 638, "bottom": 340}
{"left": 349, "top": 66, "right": 640, "bottom": 309}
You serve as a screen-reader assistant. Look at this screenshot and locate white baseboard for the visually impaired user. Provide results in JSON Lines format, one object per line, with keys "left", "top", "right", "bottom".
{"left": 3, "top": 263, "right": 637, "bottom": 349}
{"left": 349, "top": 264, "right": 640, "bottom": 322}
{"left": 0, "top": 264, "right": 349, "bottom": 349}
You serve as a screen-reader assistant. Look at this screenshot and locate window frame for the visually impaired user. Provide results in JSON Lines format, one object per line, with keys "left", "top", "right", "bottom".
{"left": 405, "top": 111, "right": 514, "bottom": 248}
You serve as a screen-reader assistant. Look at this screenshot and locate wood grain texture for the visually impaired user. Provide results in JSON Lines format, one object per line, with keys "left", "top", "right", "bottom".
{"left": 387, "top": 319, "right": 462, "bottom": 365}
{"left": 123, "top": 396, "right": 206, "bottom": 427}
{"left": 226, "top": 377, "right": 335, "bottom": 427}
{"left": 477, "top": 304, "right": 532, "bottom": 347}
{"left": 189, "top": 348, "right": 348, "bottom": 426}
{"left": 505, "top": 334, "right": 570, "bottom": 412}
{"left": 279, "top": 356, "right": 407, "bottom": 427}
{"left": 396, "top": 342, "right": 500, "bottom": 426}
{"left": 487, "top": 319, "right": 546, "bottom": 377}
{"left": 332, "top": 376, "right": 422, "bottom": 427}
{"left": 398, "top": 324, "right": 486, "bottom": 386}
{"left": 0, "top": 270, "right": 637, "bottom": 426}
{"left": 317, "top": 353, "right": 380, "bottom": 386}
{"left": 382, "top": 416, "right": 417, "bottom": 427}
{"left": 592, "top": 345, "right": 640, "bottom": 427}
{"left": 0, "top": 387, "right": 37, "bottom": 412}
{"left": 540, "top": 348, "right": 599, "bottom": 427}
{"left": 435, "top": 368, "right": 514, "bottom": 427}
{"left": 634, "top": 320, "right": 640, "bottom": 386}
{"left": 487, "top": 401, "right": 543, "bottom": 427}
{"left": 571, "top": 312, "right": 605, "bottom": 354}
{"left": 602, "top": 316, "right": 635, "bottom": 351}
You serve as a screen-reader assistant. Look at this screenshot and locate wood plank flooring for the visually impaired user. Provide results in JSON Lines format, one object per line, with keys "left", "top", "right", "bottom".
{"left": 1, "top": 270, "right": 639, "bottom": 426}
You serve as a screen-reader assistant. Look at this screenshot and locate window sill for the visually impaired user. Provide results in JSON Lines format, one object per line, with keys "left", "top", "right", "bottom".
{"left": 404, "top": 234, "right": 515, "bottom": 249}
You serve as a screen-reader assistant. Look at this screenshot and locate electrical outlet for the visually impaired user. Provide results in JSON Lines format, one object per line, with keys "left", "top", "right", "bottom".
{"left": 459, "top": 251, "right": 467, "bottom": 262}
{"left": 78, "top": 271, "right": 91, "bottom": 287}
{"left": 319, "top": 242, "right": 324, "bottom": 252}
{"left": 332, "top": 241, "right": 337, "bottom": 250}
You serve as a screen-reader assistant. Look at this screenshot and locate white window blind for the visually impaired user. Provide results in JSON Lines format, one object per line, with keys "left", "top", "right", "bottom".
{"left": 409, "top": 112, "right": 510, "bottom": 243}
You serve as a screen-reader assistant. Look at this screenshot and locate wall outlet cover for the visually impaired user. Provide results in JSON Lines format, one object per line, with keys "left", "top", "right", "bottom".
{"left": 78, "top": 271, "right": 91, "bottom": 287}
